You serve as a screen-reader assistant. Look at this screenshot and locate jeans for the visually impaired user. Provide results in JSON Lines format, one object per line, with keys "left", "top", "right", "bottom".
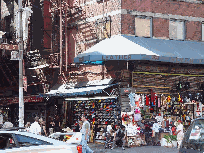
{"left": 81, "top": 134, "right": 93, "bottom": 153}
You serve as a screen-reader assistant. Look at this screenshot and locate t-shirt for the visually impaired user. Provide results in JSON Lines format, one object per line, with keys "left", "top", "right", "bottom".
{"left": 177, "top": 124, "right": 183, "bottom": 134}
{"left": 81, "top": 120, "right": 90, "bottom": 135}
{"left": 2, "top": 122, "right": 13, "bottom": 128}
{"left": 30, "top": 121, "right": 41, "bottom": 135}
{"left": 116, "top": 128, "right": 125, "bottom": 138}
{"left": 153, "top": 123, "right": 160, "bottom": 133}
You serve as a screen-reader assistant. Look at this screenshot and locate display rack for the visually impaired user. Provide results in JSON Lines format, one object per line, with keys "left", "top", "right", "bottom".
{"left": 72, "top": 97, "right": 121, "bottom": 143}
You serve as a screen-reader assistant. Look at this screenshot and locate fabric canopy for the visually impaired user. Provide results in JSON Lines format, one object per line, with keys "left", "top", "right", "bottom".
{"left": 74, "top": 34, "right": 204, "bottom": 65}
{"left": 40, "top": 79, "right": 115, "bottom": 97}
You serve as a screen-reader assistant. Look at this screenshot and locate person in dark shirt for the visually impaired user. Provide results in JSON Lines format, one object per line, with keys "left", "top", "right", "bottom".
{"left": 54, "top": 116, "right": 60, "bottom": 132}
{"left": 111, "top": 125, "right": 126, "bottom": 150}
{"left": 75, "top": 122, "right": 80, "bottom": 132}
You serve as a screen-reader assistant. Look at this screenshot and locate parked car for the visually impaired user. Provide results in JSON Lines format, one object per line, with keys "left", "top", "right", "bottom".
{"left": 179, "top": 117, "right": 204, "bottom": 153}
{"left": 0, "top": 127, "right": 82, "bottom": 153}
{"left": 49, "top": 132, "right": 82, "bottom": 144}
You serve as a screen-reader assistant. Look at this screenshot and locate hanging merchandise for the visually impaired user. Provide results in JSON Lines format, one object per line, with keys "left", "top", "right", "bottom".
{"left": 184, "top": 82, "right": 190, "bottom": 90}
{"left": 134, "top": 113, "right": 141, "bottom": 121}
{"left": 141, "top": 94, "right": 145, "bottom": 107}
{"left": 150, "top": 89, "right": 155, "bottom": 106}
{"left": 158, "top": 98, "right": 161, "bottom": 108}
{"left": 167, "top": 95, "right": 171, "bottom": 102}
{"left": 128, "top": 92, "right": 136, "bottom": 107}
{"left": 178, "top": 93, "right": 183, "bottom": 103}
{"left": 146, "top": 95, "right": 150, "bottom": 106}
{"left": 177, "top": 81, "right": 183, "bottom": 91}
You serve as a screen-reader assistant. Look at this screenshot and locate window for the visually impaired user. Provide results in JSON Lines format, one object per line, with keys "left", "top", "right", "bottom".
{"left": 187, "top": 119, "right": 204, "bottom": 141}
{"left": 0, "top": 134, "right": 17, "bottom": 149}
{"left": 135, "top": 16, "right": 152, "bottom": 37}
{"left": 169, "top": 19, "right": 185, "bottom": 40}
{"left": 15, "top": 134, "right": 52, "bottom": 147}
{"left": 202, "top": 22, "right": 204, "bottom": 41}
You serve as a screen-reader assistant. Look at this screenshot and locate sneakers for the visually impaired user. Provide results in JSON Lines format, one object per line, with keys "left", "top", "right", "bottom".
{"left": 111, "top": 147, "right": 114, "bottom": 150}
{"left": 122, "top": 147, "right": 125, "bottom": 150}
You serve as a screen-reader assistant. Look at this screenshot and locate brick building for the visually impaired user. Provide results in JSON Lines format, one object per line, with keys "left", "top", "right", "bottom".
{"left": 63, "top": 0, "right": 204, "bottom": 84}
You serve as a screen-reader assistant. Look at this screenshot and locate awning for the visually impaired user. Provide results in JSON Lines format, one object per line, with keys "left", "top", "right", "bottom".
{"left": 74, "top": 34, "right": 204, "bottom": 65}
{"left": 41, "top": 79, "right": 116, "bottom": 97}
{"left": 65, "top": 96, "right": 117, "bottom": 101}
{"left": 43, "top": 84, "right": 115, "bottom": 97}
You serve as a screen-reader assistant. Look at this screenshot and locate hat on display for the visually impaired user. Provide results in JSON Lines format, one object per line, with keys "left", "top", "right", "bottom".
{"left": 178, "top": 120, "right": 182, "bottom": 123}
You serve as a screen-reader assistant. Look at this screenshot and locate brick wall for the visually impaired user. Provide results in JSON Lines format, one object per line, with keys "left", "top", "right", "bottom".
{"left": 153, "top": 18, "right": 169, "bottom": 39}
{"left": 122, "top": 0, "right": 204, "bottom": 18}
{"left": 121, "top": 14, "right": 135, "bottom": 35}
{"left": 186, "top": 21, "right": 202, "bottom": 41}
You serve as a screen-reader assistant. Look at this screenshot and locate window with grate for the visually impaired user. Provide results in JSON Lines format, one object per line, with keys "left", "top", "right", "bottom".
{"left": 169, "top": 19, "right": 185, "bottom": 40}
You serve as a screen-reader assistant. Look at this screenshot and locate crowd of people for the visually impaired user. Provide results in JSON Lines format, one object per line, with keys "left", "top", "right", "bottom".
{"left": 0, "top": 111, "right": 185, "bottom": 152}
{"left": 98, "top": 113, "right": 184, "bottom": 150}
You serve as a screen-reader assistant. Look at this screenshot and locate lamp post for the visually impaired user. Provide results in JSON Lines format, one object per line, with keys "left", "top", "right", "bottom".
{"left": 18, "top": 0, "right": 24, "bottom": 127}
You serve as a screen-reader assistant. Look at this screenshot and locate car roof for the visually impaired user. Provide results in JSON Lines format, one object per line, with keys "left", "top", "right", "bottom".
{"left": 0, "top": 131, "right": 70, "bottom": 145}
{"left": 193, "top": 117, "right": 204, "bottom": 121}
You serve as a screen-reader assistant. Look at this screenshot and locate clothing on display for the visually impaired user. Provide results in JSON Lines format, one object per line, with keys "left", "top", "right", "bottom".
{"left": 128, "top": 92, "right": 136, "bottom": 107}
{"left": 134, "top": 114, "right": 141, "bottom": 121}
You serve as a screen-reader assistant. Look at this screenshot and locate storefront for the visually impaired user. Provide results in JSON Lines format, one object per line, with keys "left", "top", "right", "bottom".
{"left": 74, "top": 34, "right": 204, "bottom": 145}
{"left": 42, "top": 78, "right": 120, "bottom": 141}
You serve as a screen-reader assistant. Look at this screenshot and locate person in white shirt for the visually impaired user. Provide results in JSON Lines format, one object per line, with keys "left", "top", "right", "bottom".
{"left": 152, "top": 121, "right": 160, "bottom": 145}
{"left": 81, "top": 114, "right": 93, "bottom": 153}
{"left": 176, "top": 120, "right": 184, "bottom": 149}
{"left": 29, "top": 116, "right": 41, "bottom": 135}
{"left": 2, "top": 117, "right": 13, "bottom": 129}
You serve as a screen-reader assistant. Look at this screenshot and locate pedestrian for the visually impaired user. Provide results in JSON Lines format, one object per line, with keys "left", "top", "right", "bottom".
{"left": 49, "top": 116, "right": 55, "bottom": 135}
{"left": 25, "top": 122, "right": 31, "bottom": 132}
{"left": 112, "top": 125, "right": 126, "bottom": 150}
{"left": 75, "top": 121, "right": 80, "bottom": 132}
{"left": 81, "top": 114, "right": 93, "bottom": 153}
{"left": 176, "top": 120, "right": 184, "bottom": 149}
{"left": 0, "top": 110, "right": 3, "bottom": 128}
{"left": 54, "top": 115, "right": 60, "bottom": 132}
{"left": 40, "top": 120, "right": 47, "bottom": 136}
{"left": 152, "top": 120, "right": 160, "bottom": 146}
{"left": 30, "top": 116, "right": 41, "bottom": 135}
{"left": 2, "top": 117, "right": 13, "bottom": 129}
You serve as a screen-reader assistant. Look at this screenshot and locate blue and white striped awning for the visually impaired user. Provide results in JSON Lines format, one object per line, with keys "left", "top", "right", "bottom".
{"left": 74, "top": 34, "right": 204, "bottom": 65}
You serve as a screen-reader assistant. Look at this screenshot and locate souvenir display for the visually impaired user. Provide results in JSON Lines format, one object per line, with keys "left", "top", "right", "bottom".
{"left": 72, "top": 97, "right": 120, "bottom": 142}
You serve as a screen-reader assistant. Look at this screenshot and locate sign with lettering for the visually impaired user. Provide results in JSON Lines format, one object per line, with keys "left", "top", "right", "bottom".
{"left": 75, "top": 53, "right": 204, "bottom": 65}
{"left": 102, "top": 55, "right": 132, "bottom": 60}
{"left": 0, "top": 44, "right": 18, "bottom": 50}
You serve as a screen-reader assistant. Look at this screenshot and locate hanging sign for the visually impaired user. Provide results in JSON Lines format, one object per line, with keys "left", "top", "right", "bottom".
{"left": 0, "top": 44, "right": 18, "bottom": 50}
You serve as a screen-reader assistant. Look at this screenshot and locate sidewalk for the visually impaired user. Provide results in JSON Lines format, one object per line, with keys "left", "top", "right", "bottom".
{"left": 88, "top": 143, "right": 179, "bottom": 153}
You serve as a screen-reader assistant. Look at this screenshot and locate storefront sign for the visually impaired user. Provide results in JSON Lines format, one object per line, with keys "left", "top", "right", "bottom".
{"left": 0, "top": 44, "right": 18, "bottom": 50}
{"left": 102, "top": 55, "right": 132, "bottom": 60}
{"left": 3, "top": 96, "right": 44, "bottom": 105}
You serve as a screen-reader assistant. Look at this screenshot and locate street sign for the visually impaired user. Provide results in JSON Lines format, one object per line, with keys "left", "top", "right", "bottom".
{"left": 11, "top": 51, "right": 19, "bottom": 60}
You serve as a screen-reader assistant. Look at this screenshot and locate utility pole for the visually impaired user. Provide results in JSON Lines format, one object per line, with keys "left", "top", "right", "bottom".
{"left": 18, "top": 0, "right": 24, "bottom": 127}
{"left": 60, "top": 0, "right": 62, "bottom": 75}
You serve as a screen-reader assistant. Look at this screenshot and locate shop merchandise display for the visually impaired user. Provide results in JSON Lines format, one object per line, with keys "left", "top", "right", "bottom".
{"left": 72, "top": 97, "right": 121, "bottom": 142}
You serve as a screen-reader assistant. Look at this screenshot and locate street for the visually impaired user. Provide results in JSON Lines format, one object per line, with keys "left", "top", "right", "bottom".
{"left": 88, "top": 144, "right": 179, "bottom": 153}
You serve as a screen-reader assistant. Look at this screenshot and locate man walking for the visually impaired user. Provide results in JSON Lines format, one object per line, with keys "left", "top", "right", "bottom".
{"left": 81, "top": 114, "right": 93, "bottom": 153}
{"left": 30, "top": 116, "right": 41, "bottom": 135}
{"left": 176, "top": 120, "right": 184, "bottom": 149}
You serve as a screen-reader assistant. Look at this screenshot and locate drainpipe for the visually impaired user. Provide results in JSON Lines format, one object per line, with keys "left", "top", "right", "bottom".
{"left": 60, "top": 0, "right": 62, "bottom": 75}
